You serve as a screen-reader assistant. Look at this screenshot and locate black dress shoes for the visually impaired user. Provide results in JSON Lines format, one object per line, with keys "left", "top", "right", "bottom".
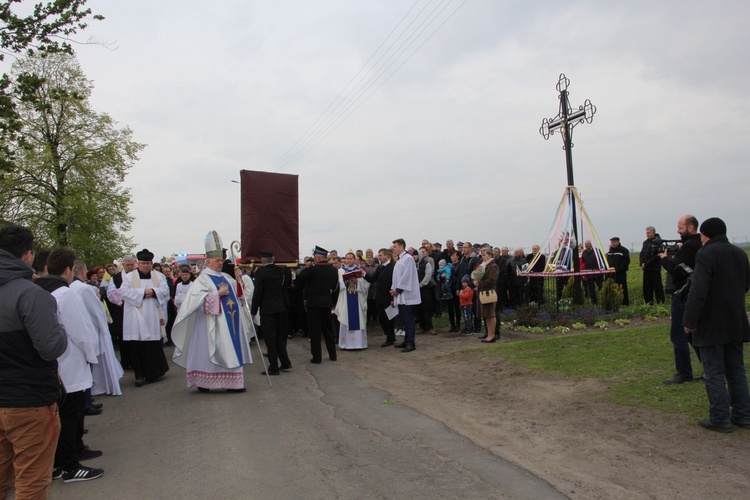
{"left": 401, "top": 345, "right": 416, "bottom": 353}
{"left": 261, "top": 370, "right": 280, "bottom": 376}
{"left": 310, "top": 358, "right": 321, "bottom": 364}
{"left": 280, "top": 364, "right": 293, "bottom": 370}
{"left": 394, "top": 342, "right": 407, "bottom": 349}
{"left": 699, "top": 418, "right": 732, "bottom": 433}
{"left": 481, "top": 337, "right": 498, "bottom": 343}
{"left": 84, "top": 407, "right": 102, "bottom": 416}
{"left": 663, "top": 374, "right": 693, "bottom": 385}
{"left": 380, "top": 340, "right": 395, "bottom": 347}
{"left": 79, "top": 447, "right": 103, "bottom": 461}
{"left": 91, "top": 403, "right": 103, "bottom": 410}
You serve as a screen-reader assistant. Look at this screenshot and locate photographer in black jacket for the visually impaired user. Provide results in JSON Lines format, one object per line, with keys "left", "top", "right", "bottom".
{"left": 660, "top": 214, "right": 702, "bottom": 385}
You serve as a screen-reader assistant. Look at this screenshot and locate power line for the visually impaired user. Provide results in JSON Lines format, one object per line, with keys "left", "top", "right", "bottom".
{"left": 272, "top": 0, "right": 468, "bottom": 172}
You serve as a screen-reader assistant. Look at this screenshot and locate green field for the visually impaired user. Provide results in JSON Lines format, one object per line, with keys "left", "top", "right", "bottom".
{"left": 479, "top": 325, "right": 750, "bottom": 422}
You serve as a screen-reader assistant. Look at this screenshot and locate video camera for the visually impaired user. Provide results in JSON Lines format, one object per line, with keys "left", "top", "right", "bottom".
{"left": 673, "top": 263, "right": 693, "bottom": 299}
{"left": 650, "top": 237, "right": 681, "bottom": 257}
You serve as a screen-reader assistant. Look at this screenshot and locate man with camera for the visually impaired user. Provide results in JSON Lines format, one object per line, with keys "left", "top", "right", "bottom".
{"left": 683, "top": 217, "right": 750, "bottom": 432}
{"left": 659, "top": 214, "right": 702, "bottom": 385}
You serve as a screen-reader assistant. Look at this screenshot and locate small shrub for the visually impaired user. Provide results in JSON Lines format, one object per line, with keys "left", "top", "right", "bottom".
{"left": 572, "top": 322, "right": 587, "bottom": 330}
{"left": 615, "top": 318, "right": 630, "bottom": 326}
{"left": 557, "top": 297, "right": 574, "bottom": 313}
{"left": 594, "top": 320, "right": 609, "bottom": 330}
{"left": 552, "top": 315, "right": 572, "bottom": 328}
{"left": 515, "top": 308, "right": 539, "bottom": 327}
{"left": 553, "top": 325, "right": 570, "bottom": 333}
{"left": 578, "top": 313, "right": 597, "bottom": 326}
{"left": 600, "top": 278, "right": 624, "bottom": 311}
{"left": 561, "top": 276, "right": 576, "bottom": 300}
{"left": 530, "top": 326, "right": 546, "bottom": 334}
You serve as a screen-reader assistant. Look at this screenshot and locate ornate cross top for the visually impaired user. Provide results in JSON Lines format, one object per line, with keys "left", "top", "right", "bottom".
{"left": 539, "top": 74, "right": 596, "bottom": 186}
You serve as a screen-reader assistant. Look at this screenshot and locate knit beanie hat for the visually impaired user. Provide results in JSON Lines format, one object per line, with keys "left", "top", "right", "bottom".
{"left": 699, "top": 217, "right": 726, "bottom": 238}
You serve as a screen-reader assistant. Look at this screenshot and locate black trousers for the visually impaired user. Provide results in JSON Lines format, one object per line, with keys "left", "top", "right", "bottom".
{"left": 55, "top": 390, "right": 85, "bottom": 471}
{"left": 447, "top": 293, "right": 460, "bottom": 329}
{"left": 642, "top": 269, "right": 665, "bottom": 304}
{"left": 418, "top": 287, "right": 433, "bottom": 331}
{"left": 367, "top": 298, "right": 378, "bottom": 323}
{"left": 375, "top": 302, "right": 396, "bottom": 342}
{"left": 307, "top": 306, "right": 337, "bottom": 362}
{"left": 260, "top": 311, "right": 291, "bottom": 371}
{"left": 615, "top": 273, "right": 629, "bottom": 305}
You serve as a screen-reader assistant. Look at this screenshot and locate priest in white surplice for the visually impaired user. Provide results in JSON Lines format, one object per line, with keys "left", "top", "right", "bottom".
{"left": 335, "top": 252, "right": 369, "bottom": 350}
{"left": 70, "top": 261, "right": 124, "bottom": 396}
{"left": 171, "top": 231, "right": 253, "bottom": 392}
{"left": 120, "top": 248, "right": 170, "bottom": 387}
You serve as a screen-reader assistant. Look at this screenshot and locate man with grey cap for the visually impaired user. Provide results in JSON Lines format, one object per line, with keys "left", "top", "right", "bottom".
{"left": 684, "top": 217, "right": 750, "bottom": 433}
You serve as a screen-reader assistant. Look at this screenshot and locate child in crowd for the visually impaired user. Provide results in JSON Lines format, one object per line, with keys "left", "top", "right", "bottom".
{"left": 458, "top": 276, "right": 474, "bottom": 335}
{"left": 436, "top": 259, "right": 452, "bottom": 299}
{"left": 174, "top": 265, "right": 194, "bottom": 310}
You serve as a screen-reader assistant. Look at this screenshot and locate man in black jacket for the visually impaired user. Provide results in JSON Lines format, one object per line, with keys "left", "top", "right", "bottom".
{"left": 607, "top": 237, "right": 630, "bottom": 305}
{"left": 296, "top": 246, "right": 339, "bottom": 364}
{"left": 684, "top": 217, "right": 750, "bottom": 432}
{"left": 0, "top": 225, "right": 68, "bottom": 497}
{"left": 251, "top": 250, "right": 292, "bottom": 375}
{"left": 640, "top": 226, "right": 665, "bottom": 304}
{"left": 660, "top": 215, "right": 702, "bottom": 385}
{"left": 365, "top": 248, "right": 396, "bottom": 347}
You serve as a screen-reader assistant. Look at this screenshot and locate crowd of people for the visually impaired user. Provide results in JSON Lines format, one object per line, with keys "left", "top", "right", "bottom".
{"left": 1, "top": 219, "right": 749, "bottom": 496}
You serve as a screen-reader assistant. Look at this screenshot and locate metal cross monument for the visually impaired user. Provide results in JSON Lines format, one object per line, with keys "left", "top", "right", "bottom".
{"left": 539, "top": 74, "right": 596, "bottom": 279}
{"left": 539, "top": 73, "right": 596, "bottom": 187}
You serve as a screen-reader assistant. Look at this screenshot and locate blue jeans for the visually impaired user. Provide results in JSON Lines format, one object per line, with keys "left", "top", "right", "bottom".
{"left": 670, "top": 296, "right": 693, "bottom": 378}
{"left": 398, "top": 304, "right": 416, "bottom": 347}
{"left": 461, "top": 306, "right": 473, "bottom": 332}
{"left": 699, "top": 343, "right": 750, "bottom": 426}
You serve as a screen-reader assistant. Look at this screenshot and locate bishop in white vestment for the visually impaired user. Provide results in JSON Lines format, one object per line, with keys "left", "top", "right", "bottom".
{"left": 171, "top": 231, "right": 254, "bottom": 392}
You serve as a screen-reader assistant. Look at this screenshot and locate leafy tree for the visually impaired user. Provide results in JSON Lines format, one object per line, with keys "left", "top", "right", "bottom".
{"left": 0, "top": 0, "right": 102, "bottom": 169}
{"left": 1, "top": 52, "right": 144, "bottom": 265}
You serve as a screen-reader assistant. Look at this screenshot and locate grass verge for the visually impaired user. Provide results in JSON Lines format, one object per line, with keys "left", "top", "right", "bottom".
{"left": 482, "top": 325, "right": 750, "bottom": 420}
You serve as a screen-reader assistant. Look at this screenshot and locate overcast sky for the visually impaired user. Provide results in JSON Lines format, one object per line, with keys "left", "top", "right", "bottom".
{"left": 52, "top": 0, "right": 750, "bottom": 259}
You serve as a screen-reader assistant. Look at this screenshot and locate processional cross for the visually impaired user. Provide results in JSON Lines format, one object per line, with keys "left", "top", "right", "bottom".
{"left": 539, "top": 73, "right": 596, "bottom": 274}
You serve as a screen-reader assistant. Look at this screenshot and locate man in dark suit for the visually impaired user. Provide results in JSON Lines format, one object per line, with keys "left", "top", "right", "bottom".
{"left": 295, "top": 246, "right": 339, "bottom": 364}
{"left": 364, "top": 248, "right": 396, "bottom": 347}
{"left": 250, "top": 250, "right": 292, "bottom": 375}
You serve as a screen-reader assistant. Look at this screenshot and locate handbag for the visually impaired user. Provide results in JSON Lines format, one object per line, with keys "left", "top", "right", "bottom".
{"left": 478, "top": 289, "right": 497, "bottom": 304}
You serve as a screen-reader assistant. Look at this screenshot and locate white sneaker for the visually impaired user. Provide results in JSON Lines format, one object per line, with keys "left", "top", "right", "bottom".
{"left": 396, "top": 329, "right": 405, "bottom": 336}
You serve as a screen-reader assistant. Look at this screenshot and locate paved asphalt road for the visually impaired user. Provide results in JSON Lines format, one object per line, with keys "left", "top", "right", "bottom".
{"left": 48, "top": 340, "right": 566, "bottom": 499}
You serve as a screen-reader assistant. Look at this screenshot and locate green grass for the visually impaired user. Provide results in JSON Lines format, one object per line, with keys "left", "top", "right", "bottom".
{"left": 482, "top": 325, "right": 750, "bottom": 420}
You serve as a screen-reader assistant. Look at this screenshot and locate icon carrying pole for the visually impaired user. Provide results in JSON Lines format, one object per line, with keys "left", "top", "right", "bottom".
{"left": 231, "top": 240, "right": 272, "bottom": 387}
